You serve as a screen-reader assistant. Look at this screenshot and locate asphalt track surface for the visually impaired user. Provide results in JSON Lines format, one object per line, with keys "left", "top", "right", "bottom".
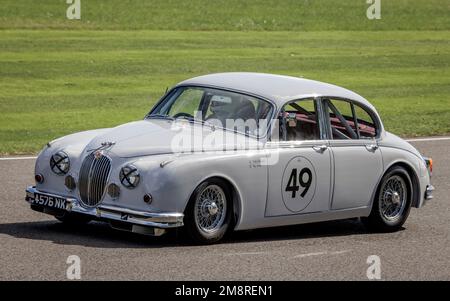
{"left": 0, "top": 139, "right": 449, "bottom": 280}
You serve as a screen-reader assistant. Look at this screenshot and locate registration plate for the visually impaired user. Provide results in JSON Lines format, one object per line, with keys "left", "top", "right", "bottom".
{"left": 31, "top": 192, "right": 67, "bottom": 210}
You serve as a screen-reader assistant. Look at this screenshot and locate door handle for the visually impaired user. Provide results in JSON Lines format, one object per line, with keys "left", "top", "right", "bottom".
{"left": 366, "top": 144, "right": 379, "bottom": 151}
{"left": 313, "top": 145, "right": 328, "bottom": 152}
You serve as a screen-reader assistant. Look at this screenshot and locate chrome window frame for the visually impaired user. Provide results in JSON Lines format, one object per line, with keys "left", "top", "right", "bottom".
{"left": 268, "top": 97, "right": 327, "bottom": 144}
{"left": 318, "top": 96, "right": 382, "bottom": 141}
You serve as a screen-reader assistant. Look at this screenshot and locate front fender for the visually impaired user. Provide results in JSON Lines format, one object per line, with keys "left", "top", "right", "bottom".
{"left": 132, "top": 150, "right": 268, "bottom": 229}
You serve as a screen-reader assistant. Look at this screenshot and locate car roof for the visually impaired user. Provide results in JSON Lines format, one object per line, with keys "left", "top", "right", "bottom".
{"left": 177, "top": 72, "right": 374, "bottom": 110}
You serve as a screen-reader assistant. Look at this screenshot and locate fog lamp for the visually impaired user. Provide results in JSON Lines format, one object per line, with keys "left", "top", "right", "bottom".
{"left": 107, "top": 183, "right": 121, "bottom": 199}
{"left": 64, "top": 175, "right": 76, "bottom": 190}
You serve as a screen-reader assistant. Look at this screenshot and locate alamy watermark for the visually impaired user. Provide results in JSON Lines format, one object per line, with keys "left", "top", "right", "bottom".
{"left": 366, "top": 0, "right": 381, "bottom": 20}
{"left": 66, "top": 0, "right": 81, "bottom": 20}
{"left": 66, "top": 0, "right": 380, "bottom": 21}
{"left": 366, "top": 255, "right": 381, "bottom": 280}
{"left": 66, "top": 255, "right": 81, "bottom": 280}
{"left": 168, "top": 113, "right": 281, "bottom": 165}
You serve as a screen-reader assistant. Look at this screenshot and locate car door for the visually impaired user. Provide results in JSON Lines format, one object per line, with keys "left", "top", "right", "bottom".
{"left": 265, "top": 98, "right": 332, "bottom": 217}
{"left": 322, "top": 98, "right": 383, "bottom": 210}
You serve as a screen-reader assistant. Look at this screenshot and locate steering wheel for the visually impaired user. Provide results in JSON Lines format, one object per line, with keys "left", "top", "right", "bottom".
{"left": 173, "top": 112, "right": 194, "bottom": 119}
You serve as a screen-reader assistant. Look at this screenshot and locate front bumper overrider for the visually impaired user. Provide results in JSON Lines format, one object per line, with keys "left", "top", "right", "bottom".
{"left": 425, "top": 184, "right": 435, "bottom": 201}
{"left": 25, "top": 186, "right": 184, "bottom": 236}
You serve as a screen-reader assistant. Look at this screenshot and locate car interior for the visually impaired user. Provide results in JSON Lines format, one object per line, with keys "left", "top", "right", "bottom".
{"left": 279, "top": 99, "right": 320, "bottom": 141}
{"left": 204, "top": 91, "right": 272, "bottom": 136}
{"left": 279, "top": 98, "right": 376, "bottom": 141}
{"left": 324, "top": 99, "right": 377, "bottom": 139}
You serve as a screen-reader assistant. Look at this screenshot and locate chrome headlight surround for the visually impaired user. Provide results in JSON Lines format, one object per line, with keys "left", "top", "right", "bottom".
{"left": 50, "top": 151, "right": 70, "bottom": 175}
{"left": 119, "top": 165, "right": 140, "bottom": 189}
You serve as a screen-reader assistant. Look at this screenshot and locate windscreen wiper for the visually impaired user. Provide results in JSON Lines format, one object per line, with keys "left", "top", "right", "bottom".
{"left": 146, "top": 114, "right": 174, "bottom": 121}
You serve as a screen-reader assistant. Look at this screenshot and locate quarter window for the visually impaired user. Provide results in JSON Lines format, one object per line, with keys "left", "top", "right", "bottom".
{"left": 324, "top": 99, "right": 377, "bottom": 139}
{"left": 354, "top": 105, "right": 377, "bottom": 138}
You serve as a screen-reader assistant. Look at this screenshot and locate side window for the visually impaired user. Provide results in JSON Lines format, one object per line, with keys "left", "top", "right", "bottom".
{"left": 279, "top": 99, "right": 320, "bottom": 141}
{"left": 325, "top": 99, "right": 377, "bottom": 139}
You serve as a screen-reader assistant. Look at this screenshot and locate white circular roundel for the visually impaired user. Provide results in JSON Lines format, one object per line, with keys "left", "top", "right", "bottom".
{"left": 281, "top": 156, "right": 317, "bottom": 212}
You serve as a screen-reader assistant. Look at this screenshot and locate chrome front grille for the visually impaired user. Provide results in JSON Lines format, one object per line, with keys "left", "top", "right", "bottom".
{"left": 78, "top": 153, "right": 111, "bottom": 207}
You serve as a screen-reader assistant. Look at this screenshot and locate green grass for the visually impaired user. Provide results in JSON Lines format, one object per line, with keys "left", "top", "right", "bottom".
{"left": 0, "top": 1, "right": 449, "bottom": 154}
{"left": 0, "top": 0, "right": 448, "bottom": 31}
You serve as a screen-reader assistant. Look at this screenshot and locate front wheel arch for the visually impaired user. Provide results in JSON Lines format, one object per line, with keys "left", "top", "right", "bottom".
{"left": 363, "top": 164, "right": 414, "bottom": 231}
{"left": 380, "top": 161, "right": 420, "bottom": 208}
{"left": 183, "top": 177, "right": 238, "bottom": 244}
{"left": 184, "top": 175, "right": 242, "bottom": 230}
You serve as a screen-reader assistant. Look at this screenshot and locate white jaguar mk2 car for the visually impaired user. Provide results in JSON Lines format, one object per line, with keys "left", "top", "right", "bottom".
{"left": 25, "top": 73, "right": 434, "bottom": 244}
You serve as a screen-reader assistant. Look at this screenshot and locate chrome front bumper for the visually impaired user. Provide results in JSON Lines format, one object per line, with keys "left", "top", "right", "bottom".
{"left": 25, "top": 186, "right": 184, "bottom": 236}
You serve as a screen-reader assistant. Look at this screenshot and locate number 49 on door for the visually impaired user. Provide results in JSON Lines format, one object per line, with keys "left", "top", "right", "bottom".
{"left": 285, "top": 168, "right": 312, "bottom": 198}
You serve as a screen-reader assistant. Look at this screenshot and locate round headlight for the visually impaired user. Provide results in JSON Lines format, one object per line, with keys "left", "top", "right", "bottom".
{"left": 119, "top": 165, "right": 140, "bottom": 189}
{"left": 50, "top": 151, "right": 70, "bottom": 175}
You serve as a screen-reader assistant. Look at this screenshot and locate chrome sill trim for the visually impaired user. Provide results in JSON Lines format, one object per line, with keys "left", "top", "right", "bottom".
{"left": 25, "top": 186, "right": 184, "bottom": 229}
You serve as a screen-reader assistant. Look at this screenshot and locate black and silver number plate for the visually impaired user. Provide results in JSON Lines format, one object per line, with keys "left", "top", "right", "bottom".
{"left": 31, "top": 192, "right": 67, "bottom": 210}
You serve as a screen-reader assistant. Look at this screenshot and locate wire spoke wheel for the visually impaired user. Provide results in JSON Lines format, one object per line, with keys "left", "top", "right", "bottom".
{"left": 194, "top": 184, "right": 227, "bottom": 233}
{"left": 379, "top": 175, "right": 407, "bottom": 221}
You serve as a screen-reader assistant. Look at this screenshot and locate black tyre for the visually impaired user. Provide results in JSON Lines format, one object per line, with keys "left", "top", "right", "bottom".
{"left": 362, "top": 166, "right": 413, "bottom": 232}
{"left": 184, "top": 178, "right": 233, "bottom": 244}
{"left": 55, "top": 212, "right": 92, "bottom": 226}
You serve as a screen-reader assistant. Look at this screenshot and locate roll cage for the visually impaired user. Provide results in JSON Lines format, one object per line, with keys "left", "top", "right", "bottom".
{"left": 274, "top": 97, "right": 381, "bottom": 142}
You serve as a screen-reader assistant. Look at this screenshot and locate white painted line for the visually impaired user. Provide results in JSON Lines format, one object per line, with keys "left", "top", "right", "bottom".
{"left": 225, "top": 251, "right": 270, "bottom": 256}
{"left": 291, "top": 250, "right": 351, "bottom": 259}
{"left": 0, "top": 156, "right": 37, "bottom": 161}
{"left": 292, "top": 251, "right": 328, "bottom": 258}
{"left": 406, "top": 136, "right": 450, "bottom": 142}
{"left": 328, "top": 250, "right": 352, "bottom": 255}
